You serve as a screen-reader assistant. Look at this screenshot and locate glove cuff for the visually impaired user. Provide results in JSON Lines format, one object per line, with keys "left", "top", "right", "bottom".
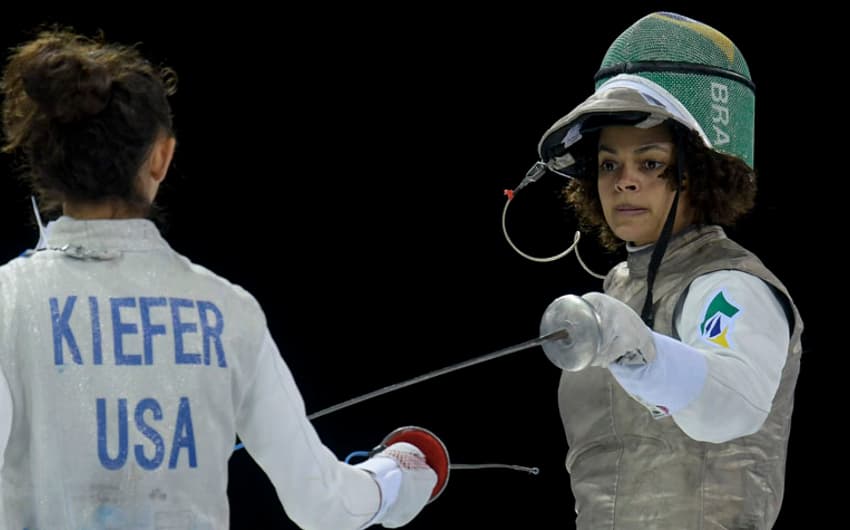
{"left": 355, "top": 455, "right": 401, "bottom": 527}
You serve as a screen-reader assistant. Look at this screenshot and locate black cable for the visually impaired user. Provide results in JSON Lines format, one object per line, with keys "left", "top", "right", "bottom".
{"left": 639, "top": 131, "right": 686, "bottom": 328}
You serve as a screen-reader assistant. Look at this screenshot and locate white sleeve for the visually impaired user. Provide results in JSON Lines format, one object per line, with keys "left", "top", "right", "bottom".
{"left": 609, "top": 331, "right": 708, "bottom": 416}
{"left": 0, "top": 365, "right": 10, "bottom": 522}
{"left": 609, "top": 270, "right": 789, "bottom": 443}
{"left": 672, "top": 271, "right": 789, "bottom": 442}
{"left": 0, "top": 366, "right": 10, "bottom": 469}
{"left": 234, "top": 330, "right": 384, "bottom": 530}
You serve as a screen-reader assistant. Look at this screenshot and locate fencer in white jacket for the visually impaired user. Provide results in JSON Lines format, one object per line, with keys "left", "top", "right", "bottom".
{"left": 0, "top": 28, "right": 437, "bottom": 530}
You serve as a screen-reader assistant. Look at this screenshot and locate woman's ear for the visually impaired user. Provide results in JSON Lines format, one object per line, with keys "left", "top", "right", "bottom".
{"left": 148, "top": 135, "right": 176, "bottom": 184}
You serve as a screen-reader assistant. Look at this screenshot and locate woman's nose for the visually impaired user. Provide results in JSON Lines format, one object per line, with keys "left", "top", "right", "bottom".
{"left": 614, "top": 166, "right": 640, "bottom": 192}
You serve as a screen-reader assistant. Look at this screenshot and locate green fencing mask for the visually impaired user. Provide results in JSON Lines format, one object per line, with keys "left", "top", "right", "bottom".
{"left": 538, "top": 11, "right": 755, "bottom": 174}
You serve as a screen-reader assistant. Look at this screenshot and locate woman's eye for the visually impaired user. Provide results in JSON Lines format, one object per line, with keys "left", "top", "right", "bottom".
{"left": 644, "top": 160, "right": 665, "bottom": 170}
{"left": 599, "top": 160, "right": 617, "bottom": 172}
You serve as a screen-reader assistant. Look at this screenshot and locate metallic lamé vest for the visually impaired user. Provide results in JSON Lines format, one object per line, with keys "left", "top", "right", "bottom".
{"left": 558, "top": 226, "right": 803, "bottom": 529}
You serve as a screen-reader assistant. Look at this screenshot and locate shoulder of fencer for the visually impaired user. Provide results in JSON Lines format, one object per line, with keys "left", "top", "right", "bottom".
{"left": 0, "top": 255, "right": 38, "bottom": 327}
{"left": 169, "top": 253, "right": 267, "bottom": 323}
{"left": 603, "top": 260, "right": 629, "bottom": 291}
{"left": 702, "top": 230, "right": 769, "bottom": 268}
{"left": 687, "top": 269, "right": 774, "bottom": 302}
{"left": 684, "top": 238, "right": 797, "bottom": 316}
{"left": 683, "top": 269, "right": 792, "bottom": 331}
{"left": 0, "top": 252, "right": 35, "bottom": 284}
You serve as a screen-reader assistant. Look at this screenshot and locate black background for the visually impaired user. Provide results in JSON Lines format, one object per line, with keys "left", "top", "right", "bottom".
{"left": 0, "top": 4, "right": 831, "bottom": 529}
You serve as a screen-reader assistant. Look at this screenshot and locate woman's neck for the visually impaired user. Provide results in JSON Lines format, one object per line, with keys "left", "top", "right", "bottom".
{"left": 63, "top": 200, "right": 146, "bottom": 220}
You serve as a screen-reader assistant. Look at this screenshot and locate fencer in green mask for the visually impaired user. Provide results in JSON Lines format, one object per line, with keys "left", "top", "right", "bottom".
{"left": 520, "top": 12, "right": 803, "bottom": 529}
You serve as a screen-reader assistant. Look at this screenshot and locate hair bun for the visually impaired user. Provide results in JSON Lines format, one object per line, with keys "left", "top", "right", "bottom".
{"left": 23, "top": 50, "right": 112, "bottom": 123}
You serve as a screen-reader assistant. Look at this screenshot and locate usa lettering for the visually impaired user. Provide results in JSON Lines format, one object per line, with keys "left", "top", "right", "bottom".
{"left": 50, "top": 296, "right": 227, "bottom": 367}
{"left": 97, "top": 397, "right": 197, "bottom": 470}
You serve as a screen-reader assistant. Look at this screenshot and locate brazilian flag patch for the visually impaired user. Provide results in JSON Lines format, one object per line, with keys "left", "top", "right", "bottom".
{"left": 699, "top": 290, "right": 740, "bottom": 348}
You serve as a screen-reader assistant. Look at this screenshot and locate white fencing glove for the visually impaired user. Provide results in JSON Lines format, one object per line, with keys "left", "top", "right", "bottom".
{"left": 355, "top": 441, "right": 437, "bottom": 528}
{"left": 581, "top": 292, "right": 656, "bottom": 367}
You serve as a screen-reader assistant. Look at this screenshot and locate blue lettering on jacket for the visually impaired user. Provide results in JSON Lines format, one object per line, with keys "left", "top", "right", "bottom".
{"left": 97, "top": 396, "right": 197, "bottom": 471}
{"left": 49, "top": 296, "right": 228, "bottom": 367}
{"left": 50, "top": 296, "right": 82, "bottom": 365}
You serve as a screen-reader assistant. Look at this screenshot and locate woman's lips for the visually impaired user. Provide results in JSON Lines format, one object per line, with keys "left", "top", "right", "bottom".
{"left": 615, "top": 205, "right": 647, "bottom": 215}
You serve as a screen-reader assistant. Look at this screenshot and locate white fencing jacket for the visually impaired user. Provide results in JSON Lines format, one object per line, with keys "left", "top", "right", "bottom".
{"left": 0, "top": 217, "right": 386, "bottom": 530}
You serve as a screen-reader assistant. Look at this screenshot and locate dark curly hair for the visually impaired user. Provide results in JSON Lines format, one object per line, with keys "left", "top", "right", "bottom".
{"left": 564, "top": 121, "right": 757, "bottom": 251}
{"left": 1, "top": 27, "right": 176, "bottom": 214}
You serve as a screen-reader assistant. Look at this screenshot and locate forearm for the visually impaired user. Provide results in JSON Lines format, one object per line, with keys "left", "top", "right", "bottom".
{"left": 609, "top": 271, "right": 790, "bottom": 443}
{"left": 236, "top": 331, "right": 380, "bottom": 530}
{"left": 609, "top": 332, "right": 706, "bottom": 416}
{"left": 611, "top": 332, "right": 772, "bottom": 442}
